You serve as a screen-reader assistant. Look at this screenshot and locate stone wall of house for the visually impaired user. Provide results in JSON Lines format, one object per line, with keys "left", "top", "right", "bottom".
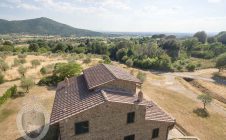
{"left": 59, "top": 102, "right": 172, "bottom": 140}
{"left": 96, "top": 80, "right": 137, "bottom": 94}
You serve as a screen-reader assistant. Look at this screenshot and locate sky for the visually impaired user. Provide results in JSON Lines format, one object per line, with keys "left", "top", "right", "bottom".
{"left": 0, "top": 0, "right": 226, "bottom": 33}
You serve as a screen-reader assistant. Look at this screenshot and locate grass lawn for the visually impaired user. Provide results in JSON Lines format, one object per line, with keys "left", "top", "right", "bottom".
{"left": 143, "top": 83, "right": 226, "bottom": 140}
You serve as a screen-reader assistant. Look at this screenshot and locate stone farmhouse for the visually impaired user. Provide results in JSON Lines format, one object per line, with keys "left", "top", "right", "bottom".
{"left": 50, "top": 64, "right": 175, "bottom": 140}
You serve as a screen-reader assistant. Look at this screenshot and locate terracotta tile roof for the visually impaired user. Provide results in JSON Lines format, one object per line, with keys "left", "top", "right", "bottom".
{"left": 103, "top": 89, "right": 174, "bottom": 122}
{"left": 101, "top": 89, "right": 150, "bottom": 106}
{"left": 83, "top": 64, "right": 141, "bottom": 89}
{"left": 103, "top": 64, "right": 141, "bottom": 84}
{"left": 145, "top": 101, "right": 175, "bottom": 122}
{"left": 50, "top": 65, "right": 174, "bottom": 125}
{"left": 50, "top": 75, "right": 106, "bottom": 124}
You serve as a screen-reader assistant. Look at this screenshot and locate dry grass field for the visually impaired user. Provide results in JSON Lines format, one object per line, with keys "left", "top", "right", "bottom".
{"left": 0, "top": 54, "right": 102, "bottom": 140}
{"left": 142, "top": 83, "right": 226, "bottom": 140}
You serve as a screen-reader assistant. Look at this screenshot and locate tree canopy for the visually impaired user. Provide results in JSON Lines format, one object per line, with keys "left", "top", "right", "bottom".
{"left": 53, "top": 62, "right": 82, "bottom": 80}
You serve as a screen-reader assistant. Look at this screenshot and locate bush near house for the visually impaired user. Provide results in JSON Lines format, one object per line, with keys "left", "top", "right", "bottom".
{"left": 0, "top": 85, "right": 17, "bottom": 106}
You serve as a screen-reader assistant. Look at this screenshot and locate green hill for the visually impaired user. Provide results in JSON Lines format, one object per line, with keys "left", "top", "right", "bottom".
{"left": 0, "top": 17, "right": 103, "bottom": 37}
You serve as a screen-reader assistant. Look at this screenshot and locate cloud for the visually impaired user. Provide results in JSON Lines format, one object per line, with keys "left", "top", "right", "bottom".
{"left": 79, "top": 0, "right": 131, "bottom": 10}
{"left": 135, "top": 5, "right": 181, "bottom": 17}
{"left": 208, "top": 0, "right": 222, "bottom": 3}
{"left": 16, "top": 3, "right": 40, "bottom": 10}
{"left": 0, "top": 0, "right": 40, "bottom": 10}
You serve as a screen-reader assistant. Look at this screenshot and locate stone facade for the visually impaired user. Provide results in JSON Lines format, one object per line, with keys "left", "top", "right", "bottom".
{"left": 59, "top": 102, "right": 172, "bottom": 140}
{"left": 96, "top": 80, "right": 137, "bottom": 94}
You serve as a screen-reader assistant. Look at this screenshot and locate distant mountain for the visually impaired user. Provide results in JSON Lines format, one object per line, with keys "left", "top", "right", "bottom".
{"left": 0, "top": 17, "right": 103, "bottom": 36}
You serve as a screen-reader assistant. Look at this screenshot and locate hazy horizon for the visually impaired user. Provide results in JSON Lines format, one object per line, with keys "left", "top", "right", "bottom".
{"left": 0, "top": 0, "right": 226, "bottom": 33}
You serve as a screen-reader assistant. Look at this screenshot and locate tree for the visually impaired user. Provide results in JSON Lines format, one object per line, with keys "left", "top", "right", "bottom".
{"left": 28, "top": 43, "right": 39, "bottom": 52}
{"left": 160, "top": 39, "right": 180, "bottom": 59}
{"left": 186, "top": 63, "right": 196, "bottom": 72}
{"left": 193, "top": 31, "right": 207, "bottom": 43}
{"left": 103, "top": 55, "right": 111, "bottom": 64}
{"left": 54, "top": 62, "right": 82, "bottom": 80}
{"left": 116, "top": 48, "right": 127, "bottom": 61}
{"left": 217, "top": 31, "right": 226, "bottom": 45}
{"left": 136, "top": 71, "right": 146, "bottom": 83}
{"left": 126, "top": 59, "right": 133, "bottom": 67}
{"left": 20, "top": 77, "right": 35, "bottom": 93}
{"left": 31, "top": 59, "right": 41, "bottom": 68}
{"left": 207, "top": 37, "right": 217, "bottom": 44}
{"left": 216, "top": 53, "right": 226, "bottom": 71}
{"left": 53, "top": 42, "right": 67, "bottom": 53}
{"left": 197, "top": 94, "right": 212, "bottom": 109}
{"left": 18, "top": 65, "right": 27, "bottom": 77}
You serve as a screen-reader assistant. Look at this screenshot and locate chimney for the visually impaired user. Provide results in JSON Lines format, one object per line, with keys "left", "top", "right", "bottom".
{"left": 137, "top": 90, "right": 143, "bottom": 102}
{"left": 64, "top": 77, "right": 70, "bottom": 87}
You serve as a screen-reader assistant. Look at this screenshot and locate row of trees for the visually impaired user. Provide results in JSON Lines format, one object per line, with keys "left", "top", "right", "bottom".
{"left": 1, "top": 31, "right": 226, "bottom": 71}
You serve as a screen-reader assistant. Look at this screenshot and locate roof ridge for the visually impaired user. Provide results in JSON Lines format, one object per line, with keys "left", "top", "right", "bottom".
{"left": 103, "top": 64, "right": 142, "bottom": 83}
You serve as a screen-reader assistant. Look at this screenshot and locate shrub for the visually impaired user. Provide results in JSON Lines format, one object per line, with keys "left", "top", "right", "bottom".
{"left": 83, "top": 57, "right": 91, "bottom": 64}
{"left": 0, "top": 60, "right": 9, "bottom": 71}
{"left": 136, "top": 71, "right": 146, "bottom": 83}
{"left": 186, "top": 63, "right": 196, "bottom": 72}
{"left": 103, "top": 55, "right": 111, "bottom": 64}
{"left": 10, "top": 85, "right": 17, "bottom": 97}
{"left": 19, "top": 58, "right": 26, "bottom": 64}
{"left": 0, "top": 85, "right": 17, "bottom": 106}
{"left": 13, "top": 58, "right": 20, "bottom": 67}
{"left": 18, "top": 65, "right": 27, "bottom": 77}
{"left": 18, "top": 54, "right": 27, "bottom": 58}
{"left": 121, "top": 55, "right": 128, "bottom": 63}
{"left": 40, "top": 67, "right": 47, "bottom": 75}
{"left": 126, "top": 59, "right": 133, "bottom": 67}
{"left": 0, "top": 72, "right": 4, "bottom": 84}
{"left": 38, "top": 75, "right": 60, "bottom": 86}
{"left": 31, "top": 59, "right": 41, "bottom": 68}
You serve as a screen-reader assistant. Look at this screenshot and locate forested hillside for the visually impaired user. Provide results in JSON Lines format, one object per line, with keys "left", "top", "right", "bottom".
{"left": 0, "top": 17, "right": 103, "bottom": 37}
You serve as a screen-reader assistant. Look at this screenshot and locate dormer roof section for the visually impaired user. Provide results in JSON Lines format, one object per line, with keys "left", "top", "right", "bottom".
{"left": 83, "top": 64, "right": 142, "bottom": 90}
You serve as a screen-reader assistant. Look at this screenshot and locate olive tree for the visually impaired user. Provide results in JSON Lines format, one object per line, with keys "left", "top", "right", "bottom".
{"left": 31, "top": 59, "right": 41, "bottom": 68}
{"left": 20, "top": 77, "right": 35, "bottom": 93}
{"left": 0, "top": 60, "right": 9, "bottom": 72}
{"left": 197, "top": 94, "right": 212, "bottom": 110}
{"left": 18, "top": 65, "right": 27, "bottom": 77}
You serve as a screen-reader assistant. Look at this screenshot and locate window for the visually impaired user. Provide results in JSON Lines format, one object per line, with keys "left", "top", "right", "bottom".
{"left": 152, "top": 128, "right": 159, "bottom": 139}
{"left": 124, "top": 134, "right": 135, "bottom": 140}
{"left": 75, "top": 121, "right": 89, "bottom": 135}
{"left": 127, "top": 112, "right": 135, "bottom": 123}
